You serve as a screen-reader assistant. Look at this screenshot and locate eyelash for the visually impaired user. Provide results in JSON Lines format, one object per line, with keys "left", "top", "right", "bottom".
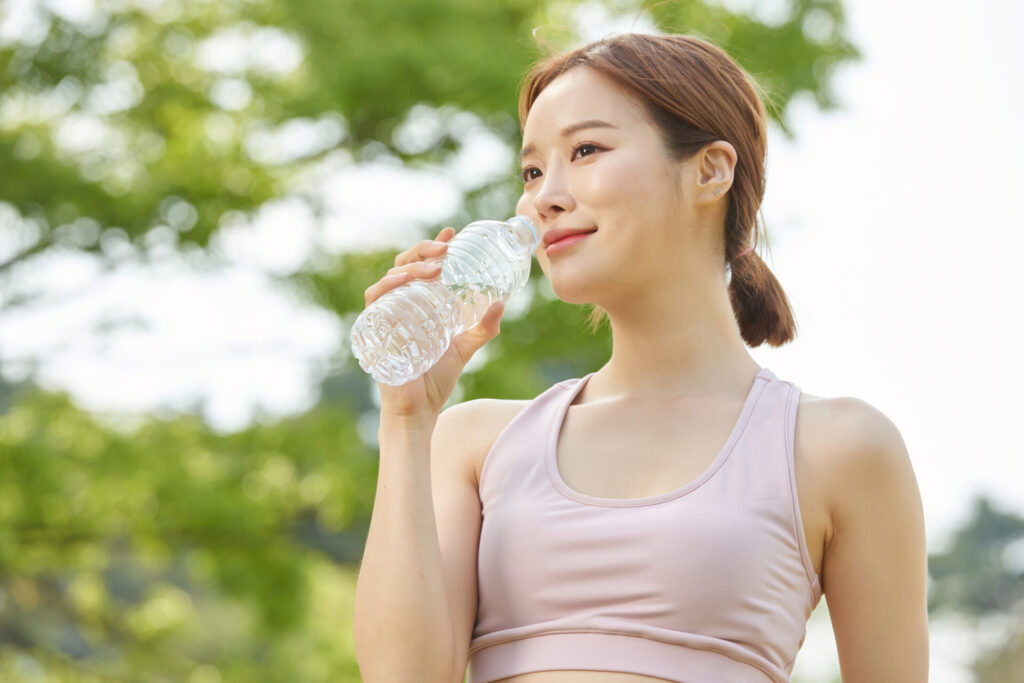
{"left": 571, "top": 142, "right": 602, "bottom": 160}
{"left": 521, "top": 141, "right": 605, "bottom": 183}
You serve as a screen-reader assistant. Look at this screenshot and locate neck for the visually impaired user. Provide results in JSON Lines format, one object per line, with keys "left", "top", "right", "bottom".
{"left": 584, "top": 262, "right": 761, "bottom": 405}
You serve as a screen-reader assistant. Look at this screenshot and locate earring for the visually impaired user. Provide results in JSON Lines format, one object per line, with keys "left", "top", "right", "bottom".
{"left": 714, "top": 190, "right": 723, "bottom": 197}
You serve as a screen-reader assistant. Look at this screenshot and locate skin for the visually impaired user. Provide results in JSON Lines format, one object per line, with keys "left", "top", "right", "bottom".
{"left": 472, "top": 66, "right": 930, "bottom": 682}
{"left": 517, "top": 67, "right": 760, "bottom": 402}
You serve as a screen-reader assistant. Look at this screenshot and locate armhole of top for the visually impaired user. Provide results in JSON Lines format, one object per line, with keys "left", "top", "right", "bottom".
{"left": 783, "top": 383, "right": 824, "bottom": 603}
{"left": 477, "top": 379, "right": 577, "bottom": 495}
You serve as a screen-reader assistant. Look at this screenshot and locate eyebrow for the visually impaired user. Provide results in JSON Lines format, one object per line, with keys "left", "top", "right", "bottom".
{"left": 519, "top": 119, "right": 618, "bottom": 161}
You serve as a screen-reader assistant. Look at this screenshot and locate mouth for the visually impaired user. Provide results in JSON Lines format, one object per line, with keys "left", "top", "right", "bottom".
{"left": 543, "top": 228, "right": 598, "bottom": 248}
{"left": 544, "top": 229, "right": 596, "bottom": 255}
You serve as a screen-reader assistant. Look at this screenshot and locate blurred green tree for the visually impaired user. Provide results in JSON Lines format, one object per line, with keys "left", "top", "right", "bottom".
{"left": 0, "top": 0, "right": 858, "bottom": 273}
{"left": 927, "top": 496, "right": 1024, "bottom": 683}
{"left": 0, "top": 0, "right": 863, "bottom": 679}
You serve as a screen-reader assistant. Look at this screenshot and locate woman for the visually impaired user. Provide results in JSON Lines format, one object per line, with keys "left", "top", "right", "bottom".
{"left": 353, "top": 33, "right": 928, "bottom": 683}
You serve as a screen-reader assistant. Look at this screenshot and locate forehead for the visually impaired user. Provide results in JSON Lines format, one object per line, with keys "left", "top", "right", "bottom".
{"left": 523, "top": 67, "right": 648, "bottom": 138}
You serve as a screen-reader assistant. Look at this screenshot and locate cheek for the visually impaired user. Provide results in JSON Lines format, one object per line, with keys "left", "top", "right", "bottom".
{"left": 515, "top": 193, "right": 529, "bottom": 215}
{"left": 585, "top": 153, "right": 650, "bottom": 205}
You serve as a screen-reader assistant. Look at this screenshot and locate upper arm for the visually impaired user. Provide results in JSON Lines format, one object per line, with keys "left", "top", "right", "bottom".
{"left": 429, "top": 399, "right": 501, "bottom": 683}
{"left": 820, "top": 398, "right": 929, "bottom": 682}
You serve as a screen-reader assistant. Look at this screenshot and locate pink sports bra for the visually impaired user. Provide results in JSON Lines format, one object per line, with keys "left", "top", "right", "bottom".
{"left": 467, "top": 367, "right": 823, "bottom": 682}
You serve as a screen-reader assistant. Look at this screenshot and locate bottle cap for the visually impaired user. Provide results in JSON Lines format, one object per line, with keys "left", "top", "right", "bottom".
{"left": 507, "top": 215, "right": 539, "bottom": 252}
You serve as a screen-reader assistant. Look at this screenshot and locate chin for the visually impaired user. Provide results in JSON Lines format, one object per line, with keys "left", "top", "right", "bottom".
{"left": 546, "top": 278, "right": 595, "bottom": 306}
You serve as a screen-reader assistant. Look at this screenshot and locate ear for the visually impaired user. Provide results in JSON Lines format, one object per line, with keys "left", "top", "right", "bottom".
{"left": 695, "top": 140, "right": 737, "bottom": 205}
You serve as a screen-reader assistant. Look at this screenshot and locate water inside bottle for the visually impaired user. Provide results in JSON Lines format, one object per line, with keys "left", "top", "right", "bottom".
{"left": 445, "top": 282, "right": 503, "bottom": 331}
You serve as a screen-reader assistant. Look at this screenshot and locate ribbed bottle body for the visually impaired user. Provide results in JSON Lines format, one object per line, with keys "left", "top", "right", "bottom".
{"left": 350, "top": 217, "right": 537, "bottom": 386}
{"left": 440, "top": 220, "right": 532, "bottom": 332}
{"left": 349, "top": 279, "right": 462, "bottom": 387}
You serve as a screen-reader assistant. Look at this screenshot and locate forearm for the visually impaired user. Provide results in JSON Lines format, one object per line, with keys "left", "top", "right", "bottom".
{"left": 353, "top": 418, "right": 455, "bottom": 682}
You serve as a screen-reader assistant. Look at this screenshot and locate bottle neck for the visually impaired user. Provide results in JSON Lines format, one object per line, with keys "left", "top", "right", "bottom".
{"left": 506, "top": 216, "right": 539, "bottom": 252}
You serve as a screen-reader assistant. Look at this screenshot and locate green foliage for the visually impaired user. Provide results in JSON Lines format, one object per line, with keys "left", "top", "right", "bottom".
{"left": 0, "top": 382, "right": 372, "bottom": 680}
{"left": 643, "top": 0, "right": 860, "bottom": 137}
{"left": 928, "top": 495, "right": 1024, "bottom": 616}
{"left": 260, "top": 0, "right": 549, "bottom": 138}
{"left": 974, "top": 625, "right": 1024, "bottom": 683}
{"left": 1, "top": 4, "right": 279, "bottom": 261}
{"left": 0, "top": 0, "right": 857, "bottom": 272}
{"left": 927, "top": 496, "right": 1024, "bottom": 682}
{"left": 0, "top": 0, "right": 865, "bottom": 678}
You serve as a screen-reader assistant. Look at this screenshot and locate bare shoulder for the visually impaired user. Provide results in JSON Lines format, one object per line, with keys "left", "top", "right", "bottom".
{"left": 795, "top": 391, "right": 919, "bottom": 544}
{"left": 438, "top": 397, "right": 533, "bottom": 485}
{"left": 797, "top": 391, "right": 910, "bottom": 467}
{"left": 795, "top": 393, "right": 928, "bottom": 678}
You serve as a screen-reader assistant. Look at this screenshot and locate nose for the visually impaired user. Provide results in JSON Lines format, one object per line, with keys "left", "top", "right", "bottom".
{"left": 531, "top": 162, "right": 576, "bottom": 220}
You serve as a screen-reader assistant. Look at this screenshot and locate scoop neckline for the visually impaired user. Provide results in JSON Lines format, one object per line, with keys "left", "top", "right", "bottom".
{"left": 546, "top": 367, "right": 775, "bottom": 507}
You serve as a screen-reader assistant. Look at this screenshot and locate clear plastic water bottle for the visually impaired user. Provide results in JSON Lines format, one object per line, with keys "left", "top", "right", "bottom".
{"left": 349, "top": 216, "right": 539, "bottom": 386}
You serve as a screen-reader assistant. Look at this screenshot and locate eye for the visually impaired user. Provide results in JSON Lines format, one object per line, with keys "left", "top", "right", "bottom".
{"left": 521, "top": 166, "right": 541, "bottom": 183}
{"left": 571, "top": 142, "right": 603, "bottom": 161}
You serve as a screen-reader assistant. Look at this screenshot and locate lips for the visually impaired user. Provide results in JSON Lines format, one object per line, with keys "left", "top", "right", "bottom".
{"left": 543, "top": 228, "right": 598, "bottom": 247}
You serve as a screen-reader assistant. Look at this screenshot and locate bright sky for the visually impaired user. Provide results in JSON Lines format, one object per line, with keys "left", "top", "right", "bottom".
{"left": 755, "top": 0, "right": 1024, "bottom": 542}
{"left": 754, "top": 1, "right": 1023, "bottom": 679}
{"left": 1, "top": 1, "right": 1022, "bottom": 676}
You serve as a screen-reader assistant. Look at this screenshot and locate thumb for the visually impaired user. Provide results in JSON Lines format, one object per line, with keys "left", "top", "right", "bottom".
{"left": 481, "top": 300, "right": 505, "bottom": 334}
{"left": 452, "top": 300, "right": 505, "bottom": 361}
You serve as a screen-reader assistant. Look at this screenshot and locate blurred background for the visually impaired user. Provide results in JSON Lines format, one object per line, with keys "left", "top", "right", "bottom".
{"left": 1, "top": 0, "right": 1022, "bottom": 680}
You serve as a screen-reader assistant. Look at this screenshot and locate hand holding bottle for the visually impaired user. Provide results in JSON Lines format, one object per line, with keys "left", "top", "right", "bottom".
{"left": 362, "top": 226, "right": 506, "bottom": 421}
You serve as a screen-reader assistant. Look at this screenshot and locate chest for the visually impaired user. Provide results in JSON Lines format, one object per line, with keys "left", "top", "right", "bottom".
{"left": 555, "top": 402, "right": 741, "bottom": 499}
{"left": 493, "top": 673, "right": 674, "bottom": 683}
{"left": 550, "top": 397, "right": 828, "bottom": 583}
{"left": 471, "top": 388, "right": 829, "bottom": 682}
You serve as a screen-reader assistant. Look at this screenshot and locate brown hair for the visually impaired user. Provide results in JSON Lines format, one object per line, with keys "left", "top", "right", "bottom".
{"left": 518, "top": 33, "right": 797, "bottom": 347}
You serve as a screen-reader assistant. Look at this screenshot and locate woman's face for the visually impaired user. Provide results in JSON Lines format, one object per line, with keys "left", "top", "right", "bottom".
{"left": 516, "top": 67, "right": 693, "bottom": 305}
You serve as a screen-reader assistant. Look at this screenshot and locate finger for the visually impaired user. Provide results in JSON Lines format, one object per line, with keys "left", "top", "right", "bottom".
{"left": 364, "top": 271, "right": 410, "bottom": 306}
{"left": 394, "top": 237, "right": 450, "bottom": 268}
{"left": 367, "top": 260, "right": 442, "bottom": 306}
{"left": 468, "top": 300, "right": 504, "bottom": 334}
{"left": 481, "top": 300, "right": 505, "bottom": 332}
{"left": 385, "top": 259, "right": 443, "bottom": 278}
{"left": 452, "top": 300, "right": 505, "bottom": 362}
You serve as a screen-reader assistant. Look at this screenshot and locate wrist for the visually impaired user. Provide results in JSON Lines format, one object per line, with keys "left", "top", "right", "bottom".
{"left": 378, "top": 411, "right": 438, "bottom": 436}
